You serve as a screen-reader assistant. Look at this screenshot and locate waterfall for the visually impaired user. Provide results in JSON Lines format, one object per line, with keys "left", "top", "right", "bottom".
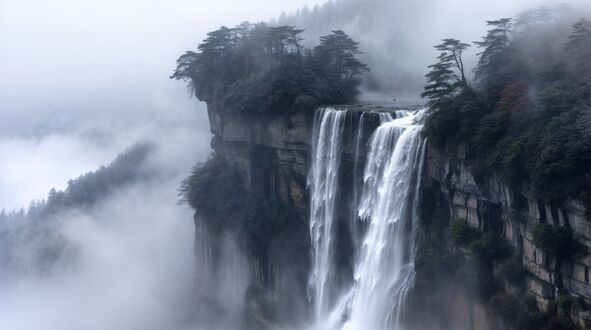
{"left": 309, "top": 108, "right": 426, "bottom": 330}
{"left": 341, "top": 110, "right": 426, "bottom": 330}
{"left": 308, "top": 108, "right": 348, "bottom": 319}
{"left": 379, "top": 112, "right": 394, "bottom": 123}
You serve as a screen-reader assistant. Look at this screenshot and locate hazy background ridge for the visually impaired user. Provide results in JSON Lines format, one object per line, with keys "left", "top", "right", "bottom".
{"left": 275, "top": 0, "right": 591, "bottom": 97}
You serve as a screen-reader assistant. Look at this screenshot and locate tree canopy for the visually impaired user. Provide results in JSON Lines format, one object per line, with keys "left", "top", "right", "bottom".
{"left": 422, "top": 38, "right": 470, "bottom": 106}
{"left": 422, "top": 7, "right": 591, "bottom": 212}
{"left": 474, "top": 18, "right": 513, "bottom": 84}
{"left": 171, "top": 24, "right": 368, "bottom": 114}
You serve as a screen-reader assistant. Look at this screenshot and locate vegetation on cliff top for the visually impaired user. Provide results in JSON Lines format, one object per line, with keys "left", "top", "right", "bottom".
{"left": 422, "top": 7, "right": 591, "bottom": 210}
{"left": 179, "top": 155, "right": 295, "bottom": 254}
{"left": 171, "top": 23, "right": 367, "bottom": 114}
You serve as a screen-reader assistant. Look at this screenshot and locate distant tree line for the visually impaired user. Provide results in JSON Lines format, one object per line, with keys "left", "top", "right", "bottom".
{"left": 0, "top": 143, "right": 152, "bottom": 223}
{"left": 171, "top": 23, "right": 368, "bottom": 114}
{"left": 0, "top": 143, "right": 152, "bottom": 278}
{"left": 422, "top": 6, "right": 591, "bottom": 212}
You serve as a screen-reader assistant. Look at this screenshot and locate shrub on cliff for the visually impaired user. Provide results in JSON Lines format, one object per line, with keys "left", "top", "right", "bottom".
{"left": 178, "top": 155, "right": 244, "bottom": 216}
{"left": 532, "top": 223, "right": 582, "bottom": 261}
{"left": 179, "top": 154, "right": 296, "bottom": 253}
{"left": 451, "top": 218, "right": 480, "bottom": 246}
{"left": 171, "top": 23, "right": 367, "bottom": 114}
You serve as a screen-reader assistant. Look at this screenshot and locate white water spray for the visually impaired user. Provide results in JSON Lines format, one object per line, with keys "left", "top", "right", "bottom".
{"left": 308, "top": 108, "right": 348, "bottom": 319}
{"left": 309, "top": 108, "right": 426, "bottom": 330}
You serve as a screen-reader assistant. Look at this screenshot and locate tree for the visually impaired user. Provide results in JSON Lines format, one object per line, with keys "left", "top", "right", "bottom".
{"left": 474, "top": 18, "right": 512, "bottom": 83}
{"left": 422, "top": 39, "right": 470, "bottom": 105}
{"left": 170, "top": 26, "right": 239, "bottom": 100}
{"left": 566, "top": 18, "right": 591, "bottom": 50}
{"left": 437, "top": 38, "right": 470, "bottom": 85}
{"left": 514, "top": 7, "right": 555, "bottom": 30}
{"left": 269, "top": 26, "right": 304, "bottom": 57}
{"left": 314, "top": 30, "right": 368, "bottom": 81}
{"left": 566, "top": 19, "right": 591, "bottom": 73}
{"left": 171, "top": 24, "right": 367, "bottom": 113}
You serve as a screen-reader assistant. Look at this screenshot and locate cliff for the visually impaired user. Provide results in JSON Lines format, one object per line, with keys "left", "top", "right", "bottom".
{"left": 201, "top": 104, "right": 313, "bottom": 327}
{"left": 198, "top": 102, "right": 591, "bottom": 329}
{"left": 414, "top": 145, "right": 591, "bottom": 329}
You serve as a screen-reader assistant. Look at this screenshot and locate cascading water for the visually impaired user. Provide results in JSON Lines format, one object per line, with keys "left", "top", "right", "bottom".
{"left": 309, "top": 108, "right": 426, "bottom": 330}
{"left": 341, "top": 110, "right": 426, "bottom": 330}
{"left": 378, "top": 112, "right": 394, "bottom": 123}
{"left": 308, "top": 108, "right": 348, "bottom": 319}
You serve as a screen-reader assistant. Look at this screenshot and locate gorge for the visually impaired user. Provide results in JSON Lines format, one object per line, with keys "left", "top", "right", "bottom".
{"left": 2, "top": 1, "right": 591, "bottom": 330}
{"left": 189, "top": 97, "right": 591, "bottom": 329}
{"left": 176, "top": 7, "right": 591, "bottom": 328}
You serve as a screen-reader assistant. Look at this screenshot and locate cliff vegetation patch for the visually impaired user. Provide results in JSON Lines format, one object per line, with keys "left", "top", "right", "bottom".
{"left": 422, "top": 7, "right": 591, "bottom": 211}
{"left": 171, "top": 24, "right": 368, "bottom": 114}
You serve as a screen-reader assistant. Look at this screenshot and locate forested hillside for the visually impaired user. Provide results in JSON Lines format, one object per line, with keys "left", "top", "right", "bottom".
{"left": 0, "top": 143, "right": 152, "bottom": 278}
{"left": 422, "top": 7, "right": 591, "bottom": 211}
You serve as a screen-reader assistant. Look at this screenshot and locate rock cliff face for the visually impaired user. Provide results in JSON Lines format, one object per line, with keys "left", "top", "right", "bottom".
{"left": 204, "top": 105, "right": 313, "bottom": 326}
{"left": 203, "top": 103, "right": 389, "bottom": 326}
{"left": 200, "top": 102, "right": 591, "bottom": 329}
{"left": 418, "top": 145, "right": 591, "bottom": 329}
{"left": 207, "top": 106, "right": 312, "bottom": 217}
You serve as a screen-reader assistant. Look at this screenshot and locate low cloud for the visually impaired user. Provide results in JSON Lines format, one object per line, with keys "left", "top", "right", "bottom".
{"left": 0, "top": 178, "right": 197, "bottom": 330}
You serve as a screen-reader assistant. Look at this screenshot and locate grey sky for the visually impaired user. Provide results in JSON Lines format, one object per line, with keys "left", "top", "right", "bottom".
{"left": 0, "top": 0, "right": 589, "bottom": 209}
{"left": 0, "top": 0, "right": 328, "bottom": 209}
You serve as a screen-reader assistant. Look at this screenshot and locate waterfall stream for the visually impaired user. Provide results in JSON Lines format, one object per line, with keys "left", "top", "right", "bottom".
{"left": 308, "top": 108, "right": 348, "bottom": 319}
{"left": 309, "top": 108, "right": 426, "bottom": 330}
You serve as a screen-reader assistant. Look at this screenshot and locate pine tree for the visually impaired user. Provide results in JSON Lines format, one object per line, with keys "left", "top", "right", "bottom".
{"left": 474, "top": 18, "right": 512, "bottom": 83}
{"left": 314, "top": 30, "right": 368, "bottom": 81}
{"left": 269, "top": 26, "right": 304, "bottom": 57}
{"left": 566, "top": 19, "right": 591, "bottom": 73}
{"left": 422, "top": 39, "right": 470, "bottom": 105}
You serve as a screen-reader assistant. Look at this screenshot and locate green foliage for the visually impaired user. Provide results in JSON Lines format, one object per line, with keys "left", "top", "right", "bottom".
{"left": 532, "top": 223, "right": 582, "bottom": 261}
{"left": 314, "top": 30, "right": 368, "bottom": 81}
{"left": 171, "top": 24, "right": 367, "bottom": 114}
{"left": 451, "top": 218, "right": 512, "bottom": 262}
{"left": 451, "top": 218, "right": 480, "bottom": 246}
{"left": 0, "top": 143, "right": 153, "bottom": 278}
{"left": 514, "top": 295, "right": 579, "bottom": 330}
{"left": 3, "top": 142, "right": 154, "bottom": 219}
{"left": 470, "top": 232, "right": 513, "bottom": 263}
{"left": 450, "top": 218, "right": 513, "bottom": 300}
{"left": 474, "top": 18, "right": 513, "bottom": 84}
{"left": 179, "top": 154, "right": 295, "bottom": 252}
{"left": 423, "top": 8, "right": 591, "bottom": 211}
{"left": 487, "top": 280, "right": 584, "bottom": 329}
{"left": 179, "top": 155, "right": 244, "bottom": 216}
{"left": 566, "top": 18, "right": 591, "bottom": 72}
{"left": 422, "top": 39, "right": 470, "bottom": 107}
{"left": 422, "top": 88, "right": 484, "bottom": 148}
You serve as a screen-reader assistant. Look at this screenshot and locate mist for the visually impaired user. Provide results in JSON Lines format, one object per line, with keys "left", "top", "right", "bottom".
{"left": 1, "top": 0, "right": 590, "bottom": 329}
{"left": 0, "top": 1, "right": 326, "bottom": 329}
{"left": 276, "top": 0, "right": 591, "bottom": 96}
{"left": 0, "top": 181, "right": 195, "bottom": 330}
{"left": 0, "top": 0, "right": 328, "bottom": 209}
